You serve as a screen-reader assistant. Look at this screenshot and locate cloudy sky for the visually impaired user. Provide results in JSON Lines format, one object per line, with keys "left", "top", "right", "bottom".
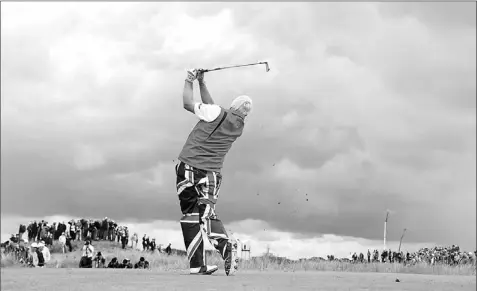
{"left": 1, "top": 2, "right": 475, "bottom": 259}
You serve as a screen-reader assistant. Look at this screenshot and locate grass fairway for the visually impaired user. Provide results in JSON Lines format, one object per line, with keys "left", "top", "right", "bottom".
{"left": 1, "top": 268, "right": 476, "bottom": 291}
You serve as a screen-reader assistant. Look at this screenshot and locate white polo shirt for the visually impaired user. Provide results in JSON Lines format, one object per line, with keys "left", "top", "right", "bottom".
{"left": 194, "top": 103, "right": 221, "bottom": 122}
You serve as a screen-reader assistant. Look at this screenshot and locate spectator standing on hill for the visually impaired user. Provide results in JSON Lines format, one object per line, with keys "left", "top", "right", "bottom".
{"left": 51, "top": 222, "right": 57, "bottom": 234}
{"left": 66, "top": 235, "right": 73, "bottom": 252}
{"left": 83, "top": 219, "right": 93, "bottom": 241}
{"left": 49, "top": 223, "right": 56, "bottom": 239}
{"left": 101, "top": 218, "right": 109, "bottom": 240}
{"left": 33, "top": 221, "right": 40, "bottom": 241}
{"left": 145, "top": 236, "right": 150, "bottom": 251}
{"left": 117, "top": 226, "right": 124, "bottom": 243}
{"left": 142, "top": 234, "right": 147, "bottom": 251}
{"left": 39, "top": 225, "right": 47, "bottom": 242}
{"left": 174, "top": 69, "right": 248, "bottom": 275}
{"left": 69, "top": 221, "right": 76, "bottom": 240}
{"left": 88, "top": 221, "right": 95, "bottom": 241}
{"left": 367, "top": 249, "right": 371, "bottom": 263}
{"left": 131, "top": 233, "right": 138, "bottom": 250}
{"left": 18, "top": 223, "right": 26, "bottom": 240}
{"left": 165, "top": 243, "right": 172, "bottom": 255}
{"left": 75, "top": 220, "right": 82, "bottom": 241}
{"left": 55, "top": 222, "right": 65, "bottom": 240}
{"left": 381, "top": 250, "right": 387, "bottom": 263}
{"left": 27, "top": 222, "right": 34, "bottom": 241}
{"left": 124, "top": 227, "right": 129, "bottom": 245}
{"left": 65, "top": 221, "right": 70, "bottom": 238}
{"left": 94, "top": 220, "right": 101, "bottom": 240}
{"left": 115, "top": 226, "right": 120, "bottom": 243}
{"left": 80, "top": 219, "right": 88, "bottom": 240}
{"left": 108, "top": 220, "right": 116, "bottom": 241}
{"left": 36, "top": 221, "right": 44, "bottom": 241}
{"left": 121, "top": 232, "right": 128, "bottom": 249}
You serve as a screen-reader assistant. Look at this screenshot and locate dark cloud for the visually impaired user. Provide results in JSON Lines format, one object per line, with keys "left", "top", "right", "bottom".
{"left": 377, "top": 3, "right": 476, "bottom": 29}
{"left": 1, "top": 3, "right": 475, "bottom": 251}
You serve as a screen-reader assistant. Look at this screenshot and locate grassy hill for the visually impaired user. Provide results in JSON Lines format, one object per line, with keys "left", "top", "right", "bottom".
{"left": 2, "top": 240, "right": 475, "bottom": 276}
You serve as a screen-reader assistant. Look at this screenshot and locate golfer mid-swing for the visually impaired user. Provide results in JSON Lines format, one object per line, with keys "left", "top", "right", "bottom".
{"left": 176, "top": 69, "right": 252, "bottom": 275}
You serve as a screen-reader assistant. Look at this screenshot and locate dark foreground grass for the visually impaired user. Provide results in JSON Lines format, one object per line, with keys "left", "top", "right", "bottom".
{"left": 1, "top": 268, "right": 476, "bottom": 291}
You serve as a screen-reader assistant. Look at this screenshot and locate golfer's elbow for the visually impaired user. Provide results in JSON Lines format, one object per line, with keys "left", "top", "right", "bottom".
{"left": 183, "top": 102, "right": 195, "bottom": 113}
{"left": 201, "top": 95, "right": 214, "bottom": 105}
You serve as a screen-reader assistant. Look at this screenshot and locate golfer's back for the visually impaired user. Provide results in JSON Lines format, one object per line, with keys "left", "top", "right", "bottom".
{"left": 178, "top": 107, "right": 245, "bottom": 173}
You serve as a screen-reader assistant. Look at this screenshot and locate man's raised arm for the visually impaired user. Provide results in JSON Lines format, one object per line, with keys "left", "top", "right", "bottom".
{"left": 197, "top": 70, "right": 214, "bottom": 105}
{"left": 183, "top": 69, "right": 197, "bottom": 113}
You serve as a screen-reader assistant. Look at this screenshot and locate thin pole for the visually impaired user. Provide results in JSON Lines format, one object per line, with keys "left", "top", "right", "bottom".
{"left": 383, "top": 211, "right": 389, "bottom": 251}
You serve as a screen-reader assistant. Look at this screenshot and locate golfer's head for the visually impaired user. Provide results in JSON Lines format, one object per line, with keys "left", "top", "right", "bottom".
{"left": 230, "top": 95, "right": 252, "bottom": 116}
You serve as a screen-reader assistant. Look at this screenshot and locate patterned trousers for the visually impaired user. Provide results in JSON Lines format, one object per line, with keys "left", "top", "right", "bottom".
{"left": 175, "top": 161, "right": 230, "bottom": 268}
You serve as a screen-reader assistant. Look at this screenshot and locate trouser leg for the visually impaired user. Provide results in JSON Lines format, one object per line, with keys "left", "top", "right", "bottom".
{"left": 203, "top": 214, "right": 229, "bottom": 259}
{"left": 180, "top": 215, "right": 205, "bottom": 268}
{"left": 179, "top": 211, "right": 230, "bottom": 267}
{"left": 196, "top": 169, "right": 229, "bottom": 259}
{"left": 176, "top": 161, "right": 230, "bottom": 269}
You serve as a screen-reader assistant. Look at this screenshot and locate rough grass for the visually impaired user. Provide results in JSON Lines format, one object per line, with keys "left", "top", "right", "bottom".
{"left": 0, "top": 253, "right": 15, "bottom": 268}
{"left": 2, "top": 241, "right": 476, "bottom": 276}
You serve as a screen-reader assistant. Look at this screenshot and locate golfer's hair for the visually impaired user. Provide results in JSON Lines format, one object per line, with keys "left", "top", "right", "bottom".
{"left": 231, "top": 95, "right": 253, "bottom": 116}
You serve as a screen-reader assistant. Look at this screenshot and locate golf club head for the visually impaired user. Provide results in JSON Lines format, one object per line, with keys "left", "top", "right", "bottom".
{"left": 263, "top": 62, "right": 270, "bottom": 72}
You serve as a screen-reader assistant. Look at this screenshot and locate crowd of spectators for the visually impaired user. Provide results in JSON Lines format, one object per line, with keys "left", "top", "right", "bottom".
{"left": 327, "top": 245, "right": 477, "bottom": 266}
{"left": 2, "top": 217, "right": 174, "bottom": 268}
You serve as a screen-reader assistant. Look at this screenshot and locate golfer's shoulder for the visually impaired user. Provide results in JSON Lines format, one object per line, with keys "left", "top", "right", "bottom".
{"left": 194, "top": 103, "right": 223, "bottom": 122}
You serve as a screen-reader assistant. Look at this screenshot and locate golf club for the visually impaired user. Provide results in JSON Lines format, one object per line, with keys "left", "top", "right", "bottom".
{"left": 198, "top": 61, "right": 270, "bottom": 73}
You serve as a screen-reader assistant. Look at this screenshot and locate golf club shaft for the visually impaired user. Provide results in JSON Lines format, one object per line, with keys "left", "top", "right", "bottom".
{"left": 200, "top": 62, "right": 269, "bottom": 73}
